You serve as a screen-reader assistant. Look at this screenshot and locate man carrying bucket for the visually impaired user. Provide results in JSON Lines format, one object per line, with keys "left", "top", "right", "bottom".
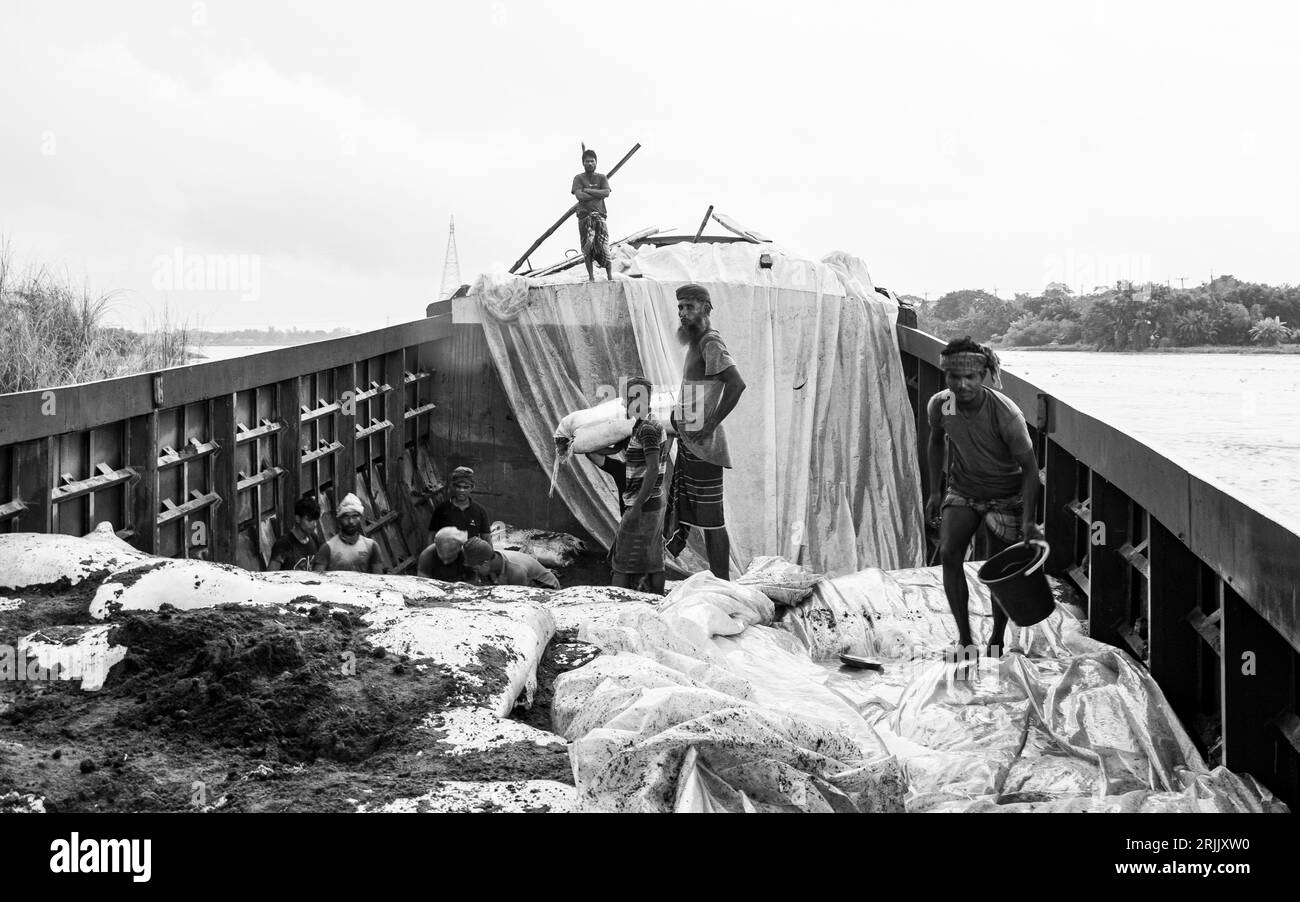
{"left": 925, "top": 336, "right": 1045, "bottom": 661}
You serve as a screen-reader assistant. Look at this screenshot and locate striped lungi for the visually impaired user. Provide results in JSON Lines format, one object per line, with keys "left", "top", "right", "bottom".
{"left": 666, "top": 441, "right": 726, "bottom": 535}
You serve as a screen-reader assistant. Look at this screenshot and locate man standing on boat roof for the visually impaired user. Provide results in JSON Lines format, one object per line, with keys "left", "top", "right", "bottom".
{"left": 572, "top": 148, "right": 613, "bottom": 282}
{"left": 925, "top": 337, "right": 1045, "bottom": 659}
{"left": 665, "top": 283, "right": 746, "bottom": 580}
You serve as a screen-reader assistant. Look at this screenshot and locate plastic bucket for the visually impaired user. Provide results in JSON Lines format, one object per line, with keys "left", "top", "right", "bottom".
{"left": 976, "top": 541, "right": 1054, "bottom": 627}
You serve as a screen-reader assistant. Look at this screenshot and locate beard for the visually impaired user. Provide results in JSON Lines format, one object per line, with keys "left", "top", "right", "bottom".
{"left": 676, "top": 318, "right": 707, "bottom": 345}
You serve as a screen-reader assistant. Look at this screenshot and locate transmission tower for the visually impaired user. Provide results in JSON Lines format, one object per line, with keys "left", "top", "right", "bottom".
{"left": 439, "top": 215, "right": 461, "bottom": 300}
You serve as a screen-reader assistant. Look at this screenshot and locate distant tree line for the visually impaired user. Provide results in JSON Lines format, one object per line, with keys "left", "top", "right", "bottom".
{"left": 910, "top": 276, "right": 1298, "bottom": 350}
{"left": 189, "top": 326, "right": 358, "bottom": 345}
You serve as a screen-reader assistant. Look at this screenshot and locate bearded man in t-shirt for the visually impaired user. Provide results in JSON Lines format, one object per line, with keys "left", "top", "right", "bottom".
{"left": 664, "top": 283, "right": 746, "bottom": 580}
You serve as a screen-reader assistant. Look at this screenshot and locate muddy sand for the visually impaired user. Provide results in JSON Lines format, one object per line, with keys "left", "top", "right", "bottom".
{"left": 0, "top": 581, "right": 598, "bottom": 813}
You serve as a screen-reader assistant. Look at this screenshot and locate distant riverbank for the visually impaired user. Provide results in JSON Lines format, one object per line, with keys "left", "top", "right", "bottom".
{"left": 996, "top": 343, "right": 1300, "bottom": 354}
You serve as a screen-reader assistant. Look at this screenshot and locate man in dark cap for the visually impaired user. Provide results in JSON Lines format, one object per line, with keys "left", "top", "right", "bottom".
{"left": 664, "top": 283, "right": 746, "bottom": 579}
{"left": 427, "top": 466, "right": 491, "bottom": 550}
{"left": 572, "top": 149, "right": 612, "bottom": 282}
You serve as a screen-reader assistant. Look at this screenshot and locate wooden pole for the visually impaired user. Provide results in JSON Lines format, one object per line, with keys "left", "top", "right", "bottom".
{"left": 693, "top": 205, "right": 714, "bottom": 243}
{"left": 508, "top": 142, "right": 642, "bottom": 273}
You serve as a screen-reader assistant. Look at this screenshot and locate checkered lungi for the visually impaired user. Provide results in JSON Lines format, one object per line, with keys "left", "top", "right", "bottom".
{"left": 941, "top": 490, "right": 1024, "bottom": 543}
{"left": 578, "top": 212, "right": 610, "bottom": 268}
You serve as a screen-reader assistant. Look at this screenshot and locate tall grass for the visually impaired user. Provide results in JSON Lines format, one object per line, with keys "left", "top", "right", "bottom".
{"left": 0, "top": 239, "right": 192, "bottom": 394}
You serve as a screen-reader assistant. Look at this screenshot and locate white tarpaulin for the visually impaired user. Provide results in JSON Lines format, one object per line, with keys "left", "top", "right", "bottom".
{"left": 774, "top": 563, "right": 1285, "bottom": 813}
{"left": 550, "top": 571, "right": 907, "bottom": 812}
{"left": 466, "top": 241, "right": 926, "bottom": 577}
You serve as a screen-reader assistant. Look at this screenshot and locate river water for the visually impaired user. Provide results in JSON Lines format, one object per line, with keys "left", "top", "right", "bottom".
{"left": 195, "top": 344, "right": 1300, "bottom": 533}
{"left": 998, "top": 351, "right": 1300, "bottom": 532}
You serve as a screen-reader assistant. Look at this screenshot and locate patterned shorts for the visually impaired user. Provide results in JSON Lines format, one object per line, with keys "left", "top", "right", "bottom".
{"left": 942, "top": 491, "right": 1023, "bottom": 543}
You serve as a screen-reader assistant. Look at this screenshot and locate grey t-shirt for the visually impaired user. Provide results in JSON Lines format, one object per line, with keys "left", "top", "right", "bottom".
{"left": 675, "top": 329, "right": 737, "bottom": 468}
{"left": 927, "top": 386, "right": 1033, "bottom": 499}
{"left": 571, "top": 173, "right": 610, "bottom": 216}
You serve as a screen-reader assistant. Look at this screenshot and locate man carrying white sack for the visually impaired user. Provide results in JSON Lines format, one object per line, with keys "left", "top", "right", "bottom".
{"left": 609, "top": 376, "right": 668, "bottom": 594}
{"left": 312, "top": 493, "right": 384, "bottom": 574}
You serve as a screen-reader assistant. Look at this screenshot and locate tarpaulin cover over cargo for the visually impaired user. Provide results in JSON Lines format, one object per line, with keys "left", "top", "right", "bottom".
{"left": 459, "top": 240, "right": 927, "bottom": 577}
{"left": 0, "top": 530, "right": 1283, "bottom": 812}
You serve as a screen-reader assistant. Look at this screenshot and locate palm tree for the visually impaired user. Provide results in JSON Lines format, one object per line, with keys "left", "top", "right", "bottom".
{"left": 1249, "top": 316, "right": 1291, "bottom": 346}
{"left": 1174, "top": 310, "right": 1215, "bottom": 346}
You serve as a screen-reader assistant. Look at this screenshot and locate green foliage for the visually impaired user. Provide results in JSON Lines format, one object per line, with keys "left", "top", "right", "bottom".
{"left": 1249, "top": 316, "right": 1291, "bottom": 346}
{"left": 916, "top": 273, "right": 1300, "bottom": 350}
{"left": 1, "top": 239, "right": 192, "bottom": 393}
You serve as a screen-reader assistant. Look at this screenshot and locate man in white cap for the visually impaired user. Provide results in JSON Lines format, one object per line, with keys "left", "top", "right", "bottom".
{"left": 312, "top": 492, "right": 384, "bottom": 573}
{"left": 417, "top": 526, "right": 473, "bottom": 582}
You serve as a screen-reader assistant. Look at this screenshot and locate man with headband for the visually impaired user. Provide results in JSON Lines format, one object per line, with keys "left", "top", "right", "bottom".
{"left": 571, "top": 149, "right": 612, "bottom": 282}
{"left": 665, "top": 283, "right": 746, "bottom": 579}
{"left": 926, "top": 336, "right": 1045, "bottom": 661}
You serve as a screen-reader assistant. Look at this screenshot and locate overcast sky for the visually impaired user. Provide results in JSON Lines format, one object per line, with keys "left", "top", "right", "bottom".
{"left": 2, "top": 0, "right": 1296, "bottom": 331}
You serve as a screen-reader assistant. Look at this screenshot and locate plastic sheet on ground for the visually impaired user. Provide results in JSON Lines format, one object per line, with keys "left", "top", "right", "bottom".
{"left": 17, "top": 624, "right": 127, "bottom": 691}
{"left": 553, "top": 571, "right": 907, "bottom": 812}
{"left": 735, "top": 554, "right": 823, "bottom": 607}
{"left": 0, "top": 524, "right": 149, "bottom": 591}
{"left": 467, "top": 242, "right": 925, "bottom": 577}
{"left": 490, "top": 521, "right": 586, "bottom": 569}
{"left": 777, "top": 563, "right": 1286, "bottom": 813}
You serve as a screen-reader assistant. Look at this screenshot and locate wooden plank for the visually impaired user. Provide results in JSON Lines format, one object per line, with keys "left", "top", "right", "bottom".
{"left": 1147, "top": 516, "right": 1204, "bottom": 732}
{"left": 1087, "top": 472, "right": 1131, "bottom": 650}
{"left": 354, "top": 418, "right": 393, "bottom": 442}
{"left": 382, "top": 350, "right": 405, "bottom": 523}
{"left": 211, "top": 394, "right": 239, "bottom": 565}
{"left": 51, "top": 466, "right": 137, "bottom": 504}
{"left": 300, "top": 401, "right": 342, "bottom": 424}
{"left": 334, "top": 363, "right": 357, "bottom": 499}
{"left": 0, "top": 375, "right": 154, "bottom": 446}
{"left": 0, "top": 499, "right": 27, "bottom": 523}
{"left": 302, "top": 441, "right": 343, "bottom": 466}
{"left": 1222, "top": 583, "right": 1296, "bottom": 797}
{"left": 1187, "top": 608, "right": 1223, "bottom": 655}
{"left": 236, "top": 466, "right": 284, "bottom": 493}
{"left": 235, "top": 419, "right": 283, "bottom": 444}
{"left": 158, "top": 438, "right": 218, "bottom": 470}
{"left": 276, "top": 376, "right": 302, "bottom": 523}
{"left": 158, "top": 489, "right": 221, "bottom": 526}
{"left": 14, "top": 438, "right": 54, "bottom": 534}
{"left": 127, "top": 411, "right": 159, "bottom": 554}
